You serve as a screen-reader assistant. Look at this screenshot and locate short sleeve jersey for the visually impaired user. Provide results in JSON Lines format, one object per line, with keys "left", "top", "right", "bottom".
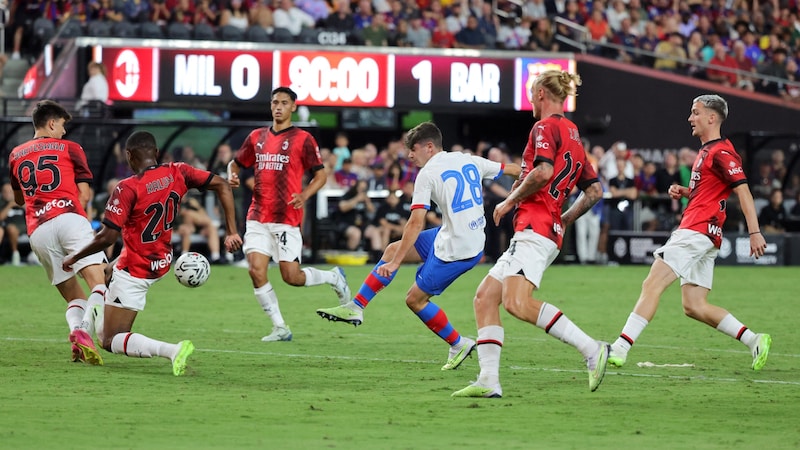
{"left": 8, "top": 137, "right": 93, "bottom": 235}
{"left": 411, "top": 151, "right": 505, "bottom": 261}
{"left": 234, "top": 126, "right": 323, "bottom": 226}
{"left": 513, "top": 115, "right": 598, "bottom": 249}
{"left": 679, "top": 138, "right": 747, "bottom": 248}
{"left": 102, "top": 163, "right": 213, "bottom": 279}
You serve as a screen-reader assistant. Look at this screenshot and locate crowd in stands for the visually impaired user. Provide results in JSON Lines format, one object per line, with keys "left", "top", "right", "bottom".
{"left": 1, "top": 124, "right": 798, "bottom": 265}
{"left": 4, "top": 0, "right": 800, "bottom": 100}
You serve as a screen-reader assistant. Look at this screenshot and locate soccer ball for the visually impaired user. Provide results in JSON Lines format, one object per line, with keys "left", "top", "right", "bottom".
{"left": 174, "top": 252, "right": 211, "bottom": 288}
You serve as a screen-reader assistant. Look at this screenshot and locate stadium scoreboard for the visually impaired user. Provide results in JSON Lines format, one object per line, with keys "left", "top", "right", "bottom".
{"left": 28, "top": 43, "right": 576, "bottom": 112}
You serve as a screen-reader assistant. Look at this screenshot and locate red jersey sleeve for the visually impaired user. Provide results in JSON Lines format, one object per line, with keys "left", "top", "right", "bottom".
{"left": 710, "top": 145, "right": 748, "bottom": 189}
{"left": 176, "top": 162, "right": 214, "bottom": 190}
{"left": 234, "top": 129, "right": 258, "bottom": 169}
{"left": 301, "top": 133, "right": 323, "bottom": 171}
{"left": 68, "top": 142, "right": 93, "bottom": 185}
{"left": 576, "top": 159, "right": 599, "bottom": 191}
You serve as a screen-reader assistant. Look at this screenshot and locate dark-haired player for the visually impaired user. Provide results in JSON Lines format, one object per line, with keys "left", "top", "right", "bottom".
{"left": 63, "top": 131, "right": 242, "bottom": 376}
{"left": 226, "top": 87, "right": 351, "bottom": 342}
{"left": 8, "top": 99, "right": 106, "bottom": 364}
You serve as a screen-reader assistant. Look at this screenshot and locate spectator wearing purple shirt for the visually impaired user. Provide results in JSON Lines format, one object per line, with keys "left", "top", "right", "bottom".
{"left": 353, "top": 0, "right": 373, "bottom": 29}
{"left": 295, "top": 0, "right": 329, "bottom": 24}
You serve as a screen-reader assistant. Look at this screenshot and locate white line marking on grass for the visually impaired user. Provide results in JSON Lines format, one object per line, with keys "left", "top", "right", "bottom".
{"left": 5, "top": 336, "right": 800, "bottom": 386}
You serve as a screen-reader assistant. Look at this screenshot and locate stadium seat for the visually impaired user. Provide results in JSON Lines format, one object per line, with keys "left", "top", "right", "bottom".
{"left": 245, "top": 26, "right": 271, "bottom": 43}
{"left": 87, "top": 20, "right": 112, "bottom": 37}
{"left": 271, "top": 27, "right": 294, "bottom": 43}
{"left": 219, "top": 25, "right": 245, "bottom": 41}
{"left": 167, "top": 22, "right": 191, "bottom": 39}
{"left": 112, "top": 21, "right": 139, "bottom": 38}
{"left": 296, "top": 28, "right": 320, "bottom": 44}
{"left": 33, "top": 18, "right": 56, "bottom": 45}
{"left": 193, "top": 23, "right": 216, "bottom": 40}
{"left": 57, "top": 19, "right": 85, "bottom": 38}
{"left": 140, "top": 22, "right": 164, "bottom": 39}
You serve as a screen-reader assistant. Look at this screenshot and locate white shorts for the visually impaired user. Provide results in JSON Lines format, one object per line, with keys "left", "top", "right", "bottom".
{"left": 654, "top": 228, "right": 718, "bottom": 289}
{"left": 106, "top": 266, "right": 163, "bottom": 311}
{"left": 243, "top": 221, "right": 303, "bottom": 263}
{"left": 29, "top": 213, "right": 107, "bottom": 286}
{"left": 488, "top": 229, "right": 559, "bottom": 289}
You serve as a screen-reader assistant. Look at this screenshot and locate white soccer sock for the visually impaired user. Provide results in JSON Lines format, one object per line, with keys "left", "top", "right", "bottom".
{"left": 80, "top": 284, "right": 107, "bottom": 333}
{"left": 716, "top": 313, "right": 757, "bottom": 349}
{"left": 302, "top": 267, "right": 336, "bottom": 287}
{"left": 476, "top": 325, "right": 504, "bottom": 385}
{"left": 65, "top": 299, "right": 87, "bottom": 330}
{"left": 110, "top": 332, "right": 178, "bottom": 359}
{"left": 255, "top": 282, "right": 285, "bottom": 328}
{"left": 536, "top": 302, "right": 596, "bottom": 359}
{"left": 210, "top": 252, "right": 220, "bottom": 261}
{"left": 612, "top": 312, "right": 649, "bottom": 354}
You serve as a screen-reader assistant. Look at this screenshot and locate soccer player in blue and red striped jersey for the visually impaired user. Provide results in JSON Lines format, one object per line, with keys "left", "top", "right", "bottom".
{"left": 607, "top": 94, "right": 771, "bottom": 371}
{"left": 317, "top": 122, "right": 521, "bottom": 371}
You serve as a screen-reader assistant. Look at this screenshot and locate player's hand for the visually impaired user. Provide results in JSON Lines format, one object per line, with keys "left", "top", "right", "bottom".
{"left": 224, "top": 234, "right": 243, "bottom": 253}
{"left": 228, "top": 172, "right": 240, "bottom": 188}
{"left": 62, "top": 253, "right": 78, "bottom": 272}
{"left": 377, "top": 260, "right": 399, "bottom": 278}
{"left": 749, "top": 232, "right": 767, "bottom": 259}
{"left": 288, "top": 193, "right": 305, "bottom": 209}
{"left": 668, "top": 184, "right": 686, "bottom": 200}
{"left": 493, "top": 200, "right": 514, "bottom": 225}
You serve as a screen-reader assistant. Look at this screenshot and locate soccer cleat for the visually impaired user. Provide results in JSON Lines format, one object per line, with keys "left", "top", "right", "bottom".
{"left": 69, "top": 329, "right": 104, "bottom": 366}
{"left": 442, "top": 337, "right": 476, "bottom": 370}
{"left": 751, "top": 333, "right": 772, "bottom": 371}
{"left": 71, "top": 343, "right": 83, "bottom": 362}
{"left": 172, "top": 340, "right": 195, "bottom": 376}
{"left": 587, "top": 342, "right": 610, "bottom": 392}
{"left": 451, "top": 382, "right": 503, "bottom": 398}
{"left": 331, "top": 267, "right": 352, "bottom": 306}
{"left": 316, "top": 304, "right": 363, "bottom": 327}
{"left": 261, "top": 326, "right": 293, "bottom": 342}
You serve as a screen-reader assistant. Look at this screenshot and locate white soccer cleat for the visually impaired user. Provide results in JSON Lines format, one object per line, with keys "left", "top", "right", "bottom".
{"left": 330, "top": 267, "right": 352, "bottom": 306}
{"left": 262, "top": 326, "right": 293, "bottom": 342}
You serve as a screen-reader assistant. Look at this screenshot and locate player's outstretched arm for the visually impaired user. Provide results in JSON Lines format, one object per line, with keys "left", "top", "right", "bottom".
{"left": 63, "top": 225, "right": 120, "bottom": 271}
{"left": 207, "top": 174, "right": 242, "bottom": 253}
{"left": 377, "top": 208, "right": 426, "bottom": 277}
{"left": 733, "top": 183, "right": 767, "bottom": 258}
{"left": 562, "top": 181, "right": 603, "bottom": 228}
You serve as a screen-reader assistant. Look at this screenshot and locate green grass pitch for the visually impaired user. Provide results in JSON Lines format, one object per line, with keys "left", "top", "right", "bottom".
{"left": 1, "top": 263, "right": 798, "bottom": 449}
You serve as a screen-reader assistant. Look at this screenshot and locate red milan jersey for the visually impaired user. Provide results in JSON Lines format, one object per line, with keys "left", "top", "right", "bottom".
{"left": 8, "top": 137, "right": 93, "bottom": 235}
{"left": 234, "top": 126, "right": 323, "bottom": 226}
{"left": 513, "top": 115, "right": 598, "bottom": 249}
{"left": 679, "top": 138, "right": 747, "bottom": 248}
{"left": 102, "top": 163, "right": 213, "bottom": 279}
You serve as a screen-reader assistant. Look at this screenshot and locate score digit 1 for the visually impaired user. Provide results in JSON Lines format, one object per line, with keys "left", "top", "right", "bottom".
{"left": 411, "top": 59, "right": 432, "bottom": 104}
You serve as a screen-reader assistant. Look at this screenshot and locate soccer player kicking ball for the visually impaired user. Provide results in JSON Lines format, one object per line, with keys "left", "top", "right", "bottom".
{"left": 607, "top": 94, "right": 771, "bottom": 371}
{"left": 63, "top": 131, "right": 242, "bottom": 376}
{"left": 317, "top": 122, "right": 521, "bottom": 371}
